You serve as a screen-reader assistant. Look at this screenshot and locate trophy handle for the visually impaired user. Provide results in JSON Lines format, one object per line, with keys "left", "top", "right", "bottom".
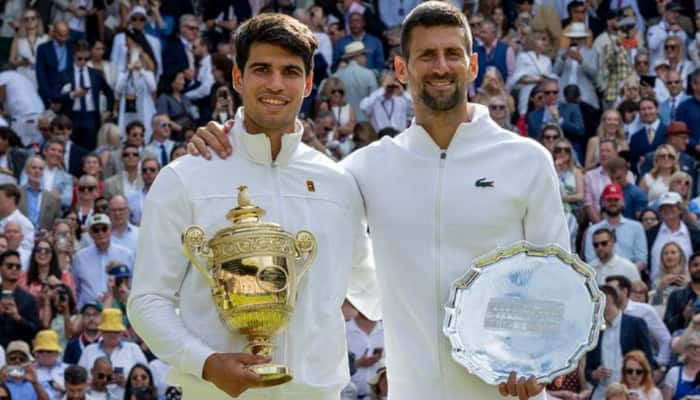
{"left": 181, "top": 225, "right": 216, "bottom": 288}
{"left": 294, "top": 231, "right": 316, "bottom": 285}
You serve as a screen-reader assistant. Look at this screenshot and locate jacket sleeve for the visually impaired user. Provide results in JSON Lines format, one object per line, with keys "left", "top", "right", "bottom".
{"left": 35, "top": 47, "right": 50, "bottom": 107}
{"left": 99, "top": 74, "right": 115, "bottom": 113}
{"left": 633, "top": 223, "right": 648, "bottom": 267}
{"left": 663, "top": 290, "right": 689, "bottom": 332}
{"left": 560, "top": 104, "right": 585, "bottom": 137}
{"left": 127, "top": 167, "right": 217, "bottom": 381}
{"left": 523, "top": 145, "right": 570, "bottom": 250}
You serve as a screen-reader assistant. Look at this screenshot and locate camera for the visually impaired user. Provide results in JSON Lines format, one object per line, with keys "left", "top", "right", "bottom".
{"left": 7, "top": 366, "right": 24, "bottom": 379}
{"left": 56, "top": 286, "right": 68, "bottom": 302}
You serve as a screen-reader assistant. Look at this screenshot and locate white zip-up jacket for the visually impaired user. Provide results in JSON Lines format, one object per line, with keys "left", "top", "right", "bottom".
{"left": 341, "top": 104, "right": 570, "bottom": 400}
{"left": 127, "top": 109, "right": 380, "bottom": 400}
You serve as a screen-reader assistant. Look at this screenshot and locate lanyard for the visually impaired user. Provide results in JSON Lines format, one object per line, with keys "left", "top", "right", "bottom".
{"left": 380, "top": 98, "right": 394, "bottom": 121}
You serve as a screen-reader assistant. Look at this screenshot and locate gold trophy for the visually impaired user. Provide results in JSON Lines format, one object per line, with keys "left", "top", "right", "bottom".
{"left": 181, "top": 185, "right": 316, "bottom": 386}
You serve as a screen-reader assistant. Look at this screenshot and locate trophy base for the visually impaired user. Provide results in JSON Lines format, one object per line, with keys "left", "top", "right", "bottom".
{"left": 249, "top": 364, "right": 292, "bottom": 387}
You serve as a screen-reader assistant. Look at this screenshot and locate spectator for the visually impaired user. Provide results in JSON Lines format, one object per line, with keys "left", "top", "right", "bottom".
{"left": 586, "top": 285, "right": 656, "bottom": 400}
{"left": 662, "top": 331, "right": 700, "bottom": 400}
{"left": 618, "top": 99, "right": 641, "bottom": 138}
{"left": 110, "top": 6, "right": 162, "bottom": 79}
{"left": 333, "top": 41, "right": 378, "bottom": 123}
{"left": 507, "top": 30, "right": 552, "bottom": 117}
{"left": 599, "top": 29, "right": 633, "bottom": 110}
{"left": 656, "top": 172, "right": 700, "bottom": 227}
{"left": 62, "top": 302, "right": 101, "bottom": 365}
{"left": 332, "top": 12, "right": 384, "bottom": 73}
{"left": 553, "top": 137, "right": 582, "bottom": 248}
{"left": 513, "top": 0, "right": 562, "bottom": 59}
{"left": 127, "top": 158, "right": 159, "bottom": 226}
{"left": 659, "top": 71, "right": 689, "bottom": 125}
{"left": 37, "top": 281, "right": 77, "bottom": 348}
{"left": 144, "top": 115, "right": 175, "bottom": 168}
{"left": 155, "top": 69, "right": 194, "bottom": 137}
{"left": 103, "top": 145, "right": 143, "bottom": 201}
{"left": 4, "top": 221, "right": 30, "bottom": 270}
{"left": 640, "top": 121, "right": 695, "bottom": 178}
{"left": 74, "top": 175, "right": 98, "bottom": 233}
{"left": 0, "top": 184, "right": 34, "bottom": 256}
{"left": 585, "top": 109, "right": 629, "bottom": 170}
{"left": 367, "top": 363, "right": 387, "bottom": 400}
{"left": 108, "top": 195, "right": 138, "bottom": 253}
{"left": 590, "top": 228, "right": 641, "bottom": 284}
{"left": 676, "top": 69, "right": 700, "bottom": 154}
{"left": 0, "top": 128, "right": 29, "bottom": 181}
{"left": 40, "top": 139, "right": 75, "bottom": 209}
{"left": 55, "top": 40, "right": 114, "bottom": 151}
{"left": 101, "top": 263, "right": 131, "bottom": 326}
{"left": 35, "top": 21, "right": 71, "bottom": 109}
{"left": 49, "top": 115, "right": 88, "bottom": 178}
{"left": 631, "top": 280, "right": 650, "bottom": 303}
{"left": 473, "top": 19, "right": 514, "bottom": 89}
{"left": 63, "top": 364, "right": 90, "bottom": 400}
{"left": 87, "top": 356, "right": 111, "bottom": 399}
{"left": 19, "top": 238, "right": 75, "bottom": 299}
{"left": 553, "top": 22, "right": 599, "bottom": 112}
{"left": 690, "top": 10, "right": 700, "bottom": 68}
{"left": 652, "top": 241, "right": 689, "bottom": 305}
{"left": 526, "top": 78, "right": 585, "bottom": 147}
{"left": 124, "top": 363, "right": 157, "bottom": 400}
{"left": 352, "top": 121, "right": 378, "bottom": 150}
{"left": 18, "top": 157, "right": 61, "bottom": 231}
{"left": 545, "top": 358, "right": 590, "bottom": 400}
{"left": 319, "top": 77, "right": 356, "bottom": 139}
{"left": 640, "top": 145, "right": 677, "bottom": 203}
{"left": 346, "top": 305, "right": 383, "bottom": 398}
{"left": 472, "top": 66, "right": 515, "bottom": 114}
{"left": 87, "top": 40, "right": 116, "bottom": 91}
{"left": 95, "top": 124, "right": 121, "bottom": 180}
{"left": 649, "top": 60, "right": 670, "bottom": 103}
{"left": 9, "top": 8, "right": 48, "bottom": 89}
{"left": 588, "top": 177, "right": 647, "bottom": 267}
{"left": 604, "top": 383, "right": 629, "bottom": 400}
{"left": 183, "top": 36, "right": 214, "bottom": 124}
{"left": 0, "top": 67, "right": 45, "bottom": 148}
{"left": 34, "top": 329, "right": 67, "bottom": 399}
{"left": 3, "top": 340, "right": 49, "bottom": 400}
{"left": 664, "top": 252, "right": 700, "bottom": 333}
{"left": 640, "top": 208, "right": 660, "bottom": 231}
{"left": 161, "top": 14, "right": 198, "bottom": 79}
{"left": 606, "top": 275, "right": 671, "bottom": 367}
{"left": 487, "top": 95, "right": 516, "bottom": 133}
{"left": 664, "top": 35, "right": 693, "bottom": 89}
{"left": 647, "top": 1, "right": 687, "bottom": 70}
{"left": 71, "top": 213, "right": 134, "bottom": 307}
{"left": 78, "top": 308, "right": 146, "bottom": 400}
{"left": 620, "top": 350, "right": 662, "bottom": 400}
{"left": 582, "top": 141, "right": 627, "bottom": 223}
{"left": 631, "top": 98, "right": 667, "bottom": 175}
{"left": 0, "top": 250, "right": 40, "bottom": 348}
{"left": 359, "top": 72, "right": 412, "bottom": 133}
{"left": 115, "top": 29, "right": 157, "bottom": 145}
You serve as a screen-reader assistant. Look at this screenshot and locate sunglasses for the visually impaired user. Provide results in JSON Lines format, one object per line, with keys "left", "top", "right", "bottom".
{"left": 132, "top": 374, "right": 149, "bottom": 381}
{"left": 159, "top": 121, "right": 171, "bottom": 128}
{"left": 3, "top": 263, "right": 21, "bottom": 270}
{"left": 544, "top": 90, "right": 558, "bottom": 95}
{"left": 553, "top": 146, "right": 571, "bottom": 153}
{"left": 142, "top": 167, "right": 157, "bottom": 173}
{"left": 667, "top": 80, "right": 681, "bottom": 85}
{"left": 489, "top": 104, "right": 506, "bottom": 111}
{"left": 331, "top": 89, "right": 344, "bottom": 95}
{"left": 78, "top": 186, "right": 96, "bottom": 192}
{"left": 543, "top": 135, "right": 559, "bottom": 140}
{"left": 35, "top": 247, "right": 52, "bottom": 254}
{"left": 90, "top": 226, "right": 109, "bottom": 234}
{"left": 184, "top": 25, "right": 198, "bottom": 31}
{"left": 23, "top": 15, "right": 37, "bottom": 21}
{"left": 7, "top": 355, "right": 27, "bottom": 363}
{"left": 657, "top": 153, "right": 674, "bottom": 159}
{"left": 665, "top": 45, "right": 678, "bottom": 50}
{"left": 76, "top": 56, "right": 89, "bottom": 61}
{"left": 593, "top": 241, "right": 609, "bottom": 248}
{"left": 96, "top": 372, "right": 113, "bottom": 380}
{"left": 624, "top": 368, "right": 644, "bottom": 375}
{"left": 131, "top": 16, "right": 146, "bottom": 22}
{"left": 122, "top": 152, "right": 139, "bottom": 158}
{"left": 129, "top": 131, "right": 144, "bottom": 137}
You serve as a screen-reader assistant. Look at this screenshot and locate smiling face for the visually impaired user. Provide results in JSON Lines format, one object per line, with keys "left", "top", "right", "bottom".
{"left": 233, "top": 42, "right": 312, "bottom": 136}
{"left": 623, "top": 359, "right": 645, "bottom": 388}
{"left": 395, "top": 25, "right": 476, "bottom": 114}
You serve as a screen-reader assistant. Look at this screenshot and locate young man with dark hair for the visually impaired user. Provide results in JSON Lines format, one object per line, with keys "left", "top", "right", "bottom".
{"left": 63, "top": 364, "right": 90, "bottom": 400}
{"left": 129, "top": 12, "right": 381, "bottom": 399}
{"left": 0, "top": 250, "right": 40, "bottom": 348}
{"left": 191, "top": 2, "right": 568, "bottom": 399}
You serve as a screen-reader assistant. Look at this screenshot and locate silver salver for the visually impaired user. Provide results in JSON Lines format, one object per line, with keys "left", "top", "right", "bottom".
{"left": 443, "top": 241, "right": 606, "bottom": 385}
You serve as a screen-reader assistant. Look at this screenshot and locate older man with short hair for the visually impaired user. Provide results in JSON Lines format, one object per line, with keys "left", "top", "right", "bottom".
{"left": 108, "top": 195, "right": 138, "bottom": 253}
{"left": 18, "top": 156, "right": 61, "bottom": 231}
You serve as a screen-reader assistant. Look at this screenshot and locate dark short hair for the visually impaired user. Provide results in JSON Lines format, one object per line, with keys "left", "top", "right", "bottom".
{"left": 593, "top": 227, "right": 616, "bottom": 242}
{"left": 639, "top": 96, "right": 658, "bottom": 108}
{"left": 212, "top": 54, "right": 234, "bottom": 84}
{"left": 599, "top": 138, "right": 618, "bottom": 151}
{"left": 605, "top": 275, "right": 632, "bottom": 295}
{"left": 567, "top": 0, "right": 585, "bottom": 14}
{"left": 73, "top": 39, "right": 90, "bottom": 54}
{"left": 0, "top": 249, "right": 21, "bottom": 265}
{"left": 400, "top": 1, "right": 472, "bottom": 59}
{"left": 64, "top": 365, "right": 88, "bottom": 385}
{"left": 50, "top": 114, "right": 72, "bottom": 131}
{"left": 606, "top": 156, "right": 628, "bottom": 172}
{"left": 234, "top": 13, "right": 318, "bottom": 75}
{"left": 0, "top": 183, "right": 20, "bottom": 205}
{"left": 599, "top": 284, "right": 619, "bottom": 307}
{"left": 689, "top": 251, "right": 700, "bottom": 265}
{"left": 0, "top": 127, "right": 21, "bottom": 147}
{"left": 126, "top": 121, "right": 145, "bottom": 135}
{"left": 44, "top": 138, "right": 65, "bottom": 151}
{"left": 563, "top": 84, "right": 580, "bottom": 102}
{"left": 123, "top": 143, "right": 140, "bottom": 153}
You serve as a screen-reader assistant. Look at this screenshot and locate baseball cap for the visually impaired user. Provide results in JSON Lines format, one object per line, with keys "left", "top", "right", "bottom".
{"left": 88, "top": 213, "right": 111, "bottom": 228}
{"left": 80, "top": 301, "right": 102, "bottom": 314}
{"left": 665, "top": 1, "right": 683, "bottom": 12}
{"left": 128, "top": 6, "right": 147, "bottom": 19}
{"left": 107, "top": 264, "right": 131, "bottom": 279}
{"left": 602, "top": 183, "right": 623, "bottom": 201}
{"left": 659, "top": 191, "right": 683, "bottom": 207}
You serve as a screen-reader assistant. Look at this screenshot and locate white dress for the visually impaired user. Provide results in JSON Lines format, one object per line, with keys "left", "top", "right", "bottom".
{"left": 15, "top": 34, "right": 49, "bottom": 88}
{"left": 331, "top": 104, "right": 352, "bottom": 127}
{"left": 643, "top": 173, "right": 669, "bottom": 203}
{"left": 115, "top": 69, "right": 156, "bottom": 143}
{"left": 506, "top": 50, "right": 553, "bottom": 116}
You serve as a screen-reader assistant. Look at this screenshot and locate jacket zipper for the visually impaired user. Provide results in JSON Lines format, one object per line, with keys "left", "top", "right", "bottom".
{"left": 271, "top": 162, "right": 289, "bottom": 369}
{"left": 435, "top": 151, "right": 447, "bottom": 393}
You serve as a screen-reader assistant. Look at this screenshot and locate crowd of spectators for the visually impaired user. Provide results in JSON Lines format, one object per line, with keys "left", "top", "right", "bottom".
{"left": 5, "top": 0, "right": 700, "bottom": 399}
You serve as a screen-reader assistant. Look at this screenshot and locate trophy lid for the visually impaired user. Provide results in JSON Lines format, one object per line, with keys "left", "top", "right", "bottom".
{"left": 226, "top": 186, "right": 266, "bottom": 224}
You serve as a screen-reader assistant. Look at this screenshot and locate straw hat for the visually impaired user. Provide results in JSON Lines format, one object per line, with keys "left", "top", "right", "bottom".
{"left": 565, "top": 22, "right": 590, "bottom": 38}
{"left": 6, "top": 340, "right": 34, "bottom": 361}
{"left": 34, "top": 330, "right": 63, "bottom": 353}
{"left": 97, "top": 308, "right": 126, "bottom": 332}
{"left": 343, "top": 41, "right": 366, "bottom": 59}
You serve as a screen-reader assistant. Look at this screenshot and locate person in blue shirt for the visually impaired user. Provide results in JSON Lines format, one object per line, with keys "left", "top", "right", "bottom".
{"left": 332, "top": 12, "right": 385, "bottom": 73}
{"left": 3, "top": 340, "right": 51, "bottom": 400}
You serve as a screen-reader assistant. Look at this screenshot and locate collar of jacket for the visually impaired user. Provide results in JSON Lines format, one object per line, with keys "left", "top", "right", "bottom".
{"left": 399, "top": 103, "right": 497, "bottom": 157}
{"left": 232, "top": 107, "right": 303, "bottom": 167}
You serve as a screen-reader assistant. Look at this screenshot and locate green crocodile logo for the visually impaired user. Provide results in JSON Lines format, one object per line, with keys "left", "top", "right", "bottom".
{"left": 475, "top": 177, "right": 495, "bottom": 188}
